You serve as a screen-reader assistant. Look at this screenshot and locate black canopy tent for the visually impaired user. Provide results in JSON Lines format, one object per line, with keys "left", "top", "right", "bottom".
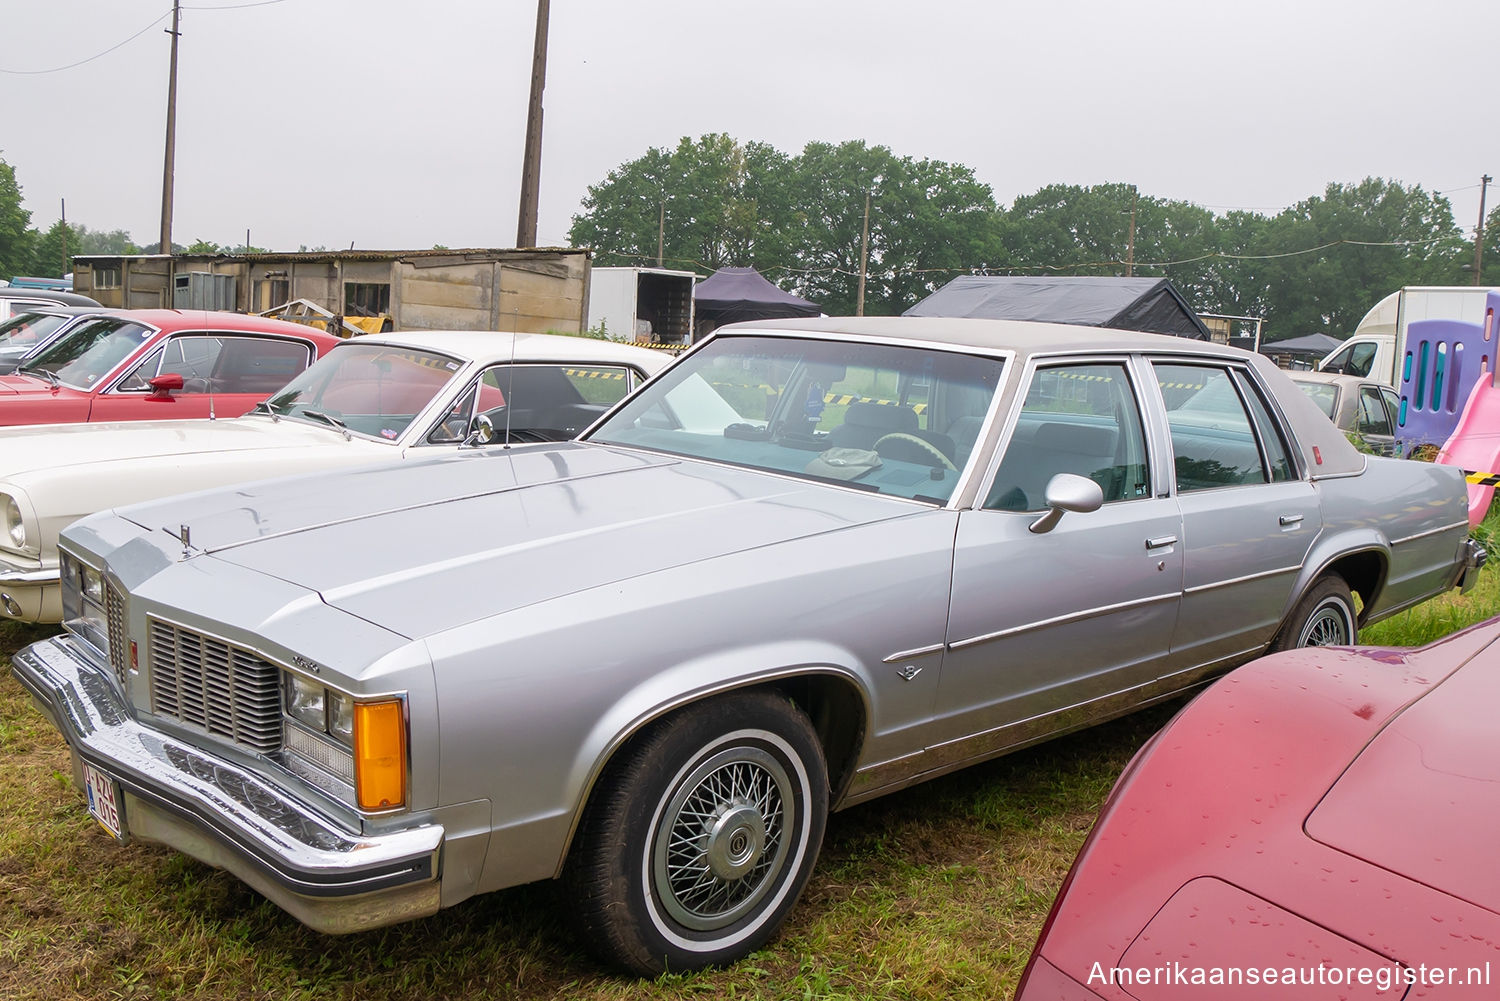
{"left": 694, "top": 267, "right": 820, "bottom": 339}
{"left": 905, "top": 276, "right": 1210, "bottom": 340}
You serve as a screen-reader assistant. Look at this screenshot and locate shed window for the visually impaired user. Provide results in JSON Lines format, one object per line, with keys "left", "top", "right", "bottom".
{"left": 344, "top": 282, "right": 390, "bottom": 317}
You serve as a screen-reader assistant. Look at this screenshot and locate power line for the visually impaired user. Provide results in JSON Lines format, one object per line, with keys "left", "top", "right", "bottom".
{"left": 0, "top": 11, "right": 173, "bottom": 75}
{"left": 0, "top": 1, "right": 293, "bottom": 75}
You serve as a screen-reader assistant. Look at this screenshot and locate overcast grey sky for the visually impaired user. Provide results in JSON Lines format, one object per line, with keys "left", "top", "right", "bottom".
{"left": 5, "top": 0, "right": 1497, "bottom": 261}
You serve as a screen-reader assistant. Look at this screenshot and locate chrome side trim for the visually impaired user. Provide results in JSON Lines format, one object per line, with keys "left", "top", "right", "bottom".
{"left": 1182, "top": 564, "right": 1300, "bottom": 596}
{"left": 842, "top": 657, "right": 1250, "bottom": 806}
{"left": 0, "top": 566, "right": 56, "bottom": 585}
{"left": 946, "top": 591, "right": 1179, "bottom": 652}
{"left": 881, "top": 643, "right": 945, "bottom": 664}
{"left": 1390, "top": 520, "right": 1470, "bottom": 546}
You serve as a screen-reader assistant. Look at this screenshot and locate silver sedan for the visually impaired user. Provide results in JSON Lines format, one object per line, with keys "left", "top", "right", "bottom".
{"left": 12, "top": 317, "right": 1483, "bottom": 974}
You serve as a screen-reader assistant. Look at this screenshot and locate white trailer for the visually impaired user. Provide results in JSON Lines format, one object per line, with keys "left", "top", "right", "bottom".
{"left": 586, "top": 267, "right": 696, "bottom": 343}
{"left": 1320, "top": 286, "right": 1500, "bottom": 386}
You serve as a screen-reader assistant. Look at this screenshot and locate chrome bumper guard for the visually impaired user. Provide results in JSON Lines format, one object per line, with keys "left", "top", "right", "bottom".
{"left": 11, "top": 635, "right": 443, "bottom": 934}
{"left": 1460, "top": 538, "right": 1488, "bottom": 594}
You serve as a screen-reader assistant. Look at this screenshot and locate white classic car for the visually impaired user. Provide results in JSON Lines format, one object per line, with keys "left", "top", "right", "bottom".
{"left": 0, "top": 330, "right": 669, "bottom": 622}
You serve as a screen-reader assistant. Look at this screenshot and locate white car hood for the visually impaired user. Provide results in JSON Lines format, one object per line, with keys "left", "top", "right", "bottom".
{"left": 0, "top": 417, "right": 371, "bottom": 478}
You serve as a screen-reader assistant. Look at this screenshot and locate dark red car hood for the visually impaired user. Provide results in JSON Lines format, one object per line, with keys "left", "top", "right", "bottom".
{"left": 1307, "top": 634, "right": 1500, "bottom": 916}
{"left": 0, "top": 372, "right": 64, "bottom": 396}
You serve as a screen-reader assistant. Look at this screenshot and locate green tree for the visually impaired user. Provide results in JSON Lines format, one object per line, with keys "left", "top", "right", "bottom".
{"left": 1479, "top": 203, "right": 1500, "bottom": 285}
{"left": 570, "top": 135, "right": 1002, "bottom": 314}
{"left": 1249, "top": 178, "right": 1466, "bottom": 337}
{"left": 0, "top": 155, "right": 34, "bottom": 279}
{"left": 569, "top": 134, "right": 798, "bottom": 272}
{"left": 74, "top": 226, "right": 141, "bottom": 256}
{"left": 30, "top": 219, "right": 79, "bottom": 277}
{"left": 787, "top": 140, "right": 1002, "bottom": 315}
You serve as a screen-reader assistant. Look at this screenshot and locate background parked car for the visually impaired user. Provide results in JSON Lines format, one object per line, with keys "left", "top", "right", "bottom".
{"left": 1289, "top": 369, "right": 1407, "bottom": 455}
{"left": 0, "top": 286, "right": 101, "bottom": 322}
{"left": 0, "top": 305, "right": 110, "bottom": 374}
{"left": 12, "top": 317, "right": 1482, "bottom": 974}
{"left": 0, "top": 329, "right": 669, "bottom": 623}
{"left": 0, "top": 309, "right": 341, "bottom": 426}
{"left": 1016, "top": 615, "right": 1500, "bottom": 1000}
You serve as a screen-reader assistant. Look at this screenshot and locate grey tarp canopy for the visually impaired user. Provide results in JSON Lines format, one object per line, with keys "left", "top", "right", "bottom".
{"left": 1261, "top": 333, "right": 1343, "bottom": 356}
{"left": 694, "top": 267, "right": 820, "bottom": 339}
{"left": 905, "top": 276, "right": 1210, "bottom": 339}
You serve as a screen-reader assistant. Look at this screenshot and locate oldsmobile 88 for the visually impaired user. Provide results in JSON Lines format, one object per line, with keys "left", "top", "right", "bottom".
{"left": 11, "top": 317, "right": 1483, "bottom": 973}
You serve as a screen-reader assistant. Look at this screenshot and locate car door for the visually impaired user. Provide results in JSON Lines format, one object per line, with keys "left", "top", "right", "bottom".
{"left": 1153, "top": 361, "right": 1320, "bottom": 680}
{"left": 90, "top": 334, "right": 315, "bottom": 421}
{"left": 931, "top": 358, "right": 1184, "bottom": 763}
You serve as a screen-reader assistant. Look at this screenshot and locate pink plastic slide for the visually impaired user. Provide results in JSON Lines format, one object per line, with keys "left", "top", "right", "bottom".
{"left": 1438, "top": 366, "right": 1500, "bottom": 528}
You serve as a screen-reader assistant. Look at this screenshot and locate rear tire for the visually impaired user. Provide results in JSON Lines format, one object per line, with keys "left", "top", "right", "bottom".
{"left": 567, "top": 690, "right": 829, "bottom": 975}
{"left": 1271, "top": 574, "right": 1356, "bottom": 651}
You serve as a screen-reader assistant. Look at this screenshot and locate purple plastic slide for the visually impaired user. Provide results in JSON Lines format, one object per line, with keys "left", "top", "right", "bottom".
{"left": 1436, "top": 293, "right": 1500, "bottom": 527}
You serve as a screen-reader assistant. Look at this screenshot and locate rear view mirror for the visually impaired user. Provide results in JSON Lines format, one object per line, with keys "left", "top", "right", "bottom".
{"left": 1028, "top": 473, "right": 1104, "bottom": 534}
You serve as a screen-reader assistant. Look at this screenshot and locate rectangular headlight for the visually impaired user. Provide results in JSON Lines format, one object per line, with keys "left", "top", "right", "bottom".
{"left": 285, "top": 674, "right": 327, "bottom": 731}
{"left": 282, "top": 670, "right": 405, "bottom": 812}
{"left": 59, "top": 550, "right": 109, "bottom": 658}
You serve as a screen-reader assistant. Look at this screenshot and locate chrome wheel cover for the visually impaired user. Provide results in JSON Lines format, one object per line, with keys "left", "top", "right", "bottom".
{"left": 650, "top": 743, "right": 794, "bottom": 932}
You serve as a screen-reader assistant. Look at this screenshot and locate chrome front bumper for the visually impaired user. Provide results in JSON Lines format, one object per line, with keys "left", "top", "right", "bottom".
{"left": 0, "top": 558, "right": 57, "bottom": 622}
{"left": 11, "top": 634, "right": 444, "bottom": 934}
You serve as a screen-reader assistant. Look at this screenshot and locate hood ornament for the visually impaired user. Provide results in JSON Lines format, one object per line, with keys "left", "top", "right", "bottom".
{"left": 177, "top": 523, "right": 193, "bottom": 559}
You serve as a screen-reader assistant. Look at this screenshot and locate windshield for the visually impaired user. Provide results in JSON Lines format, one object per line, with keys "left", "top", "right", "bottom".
{"left": 588, "top": 334, "right": 1005, "bottom": 504}
{"left": 21, "top": 316, "right": 154, "bottom": 389}
{"left": 259, "top": 342, "right": 463, "bottom": 440}
{"left": 0, "top": 312, "right": 71, "bottom": 352}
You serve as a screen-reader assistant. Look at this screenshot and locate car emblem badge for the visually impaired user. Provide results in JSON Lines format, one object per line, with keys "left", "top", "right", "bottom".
{"left": 897, "top": 664, "right": 922, "bottom": 682}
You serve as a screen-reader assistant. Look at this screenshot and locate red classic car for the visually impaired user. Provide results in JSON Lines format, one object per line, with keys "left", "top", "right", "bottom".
{"left": 0, "top": 310, "right": 341, "bottom": 425}
{"left": 1017, "top": 618, "right": 1500, "bottom": 1000}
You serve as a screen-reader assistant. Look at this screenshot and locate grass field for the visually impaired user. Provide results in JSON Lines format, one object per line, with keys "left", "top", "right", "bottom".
{"left": 1, "top": 512, "right": 1495, "bottom": 1001}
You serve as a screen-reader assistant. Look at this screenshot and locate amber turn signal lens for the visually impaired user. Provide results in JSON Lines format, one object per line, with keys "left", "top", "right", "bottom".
{"left": 353, "top": 699, "right": 406, "bottom": 810}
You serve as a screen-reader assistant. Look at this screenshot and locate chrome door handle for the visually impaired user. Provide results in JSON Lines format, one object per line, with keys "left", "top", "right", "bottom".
{"left": 1279, "top": 515, "right": 1304, "bottom": 526}
{"left": 1145, "top": 536, "right": 1178, "bottom": 549}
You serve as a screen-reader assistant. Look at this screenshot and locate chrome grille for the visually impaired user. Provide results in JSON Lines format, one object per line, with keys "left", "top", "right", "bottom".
{"left": 148, "top": 619, "right": 283, "bottom": 752}
{"left": 105, "top": 582, "right": 128, "bottom": 687}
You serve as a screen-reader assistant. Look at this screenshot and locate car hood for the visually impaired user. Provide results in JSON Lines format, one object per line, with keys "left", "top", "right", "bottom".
{"left": 1306, "top": 630, "right": 1500, "bottom": 916}
{"left": 0, "top": 415, "right": 363, "bottom": 478}
{"left": 114, "top": 442, "right": 922, "bottom": 639}
{"left": 0, "top": 372, "right": 80, "bottom": 398}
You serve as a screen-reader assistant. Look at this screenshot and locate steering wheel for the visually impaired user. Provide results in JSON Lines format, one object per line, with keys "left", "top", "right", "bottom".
{"left": 874, "top": 432, "right": 957, "bottom": 471}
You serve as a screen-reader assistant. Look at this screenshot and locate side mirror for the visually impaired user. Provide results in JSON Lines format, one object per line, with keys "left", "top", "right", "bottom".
{"left": 147, "top": 372, "right": 184, "bottom": 399}
{"left": 463, "top": 413, "right": 497, "bottom": 447}
{"left": 1028, "top": 473, "right": 1104, "bottom": 534}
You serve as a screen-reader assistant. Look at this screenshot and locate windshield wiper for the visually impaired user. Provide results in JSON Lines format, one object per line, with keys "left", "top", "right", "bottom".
{"left": 295, "top": 408, "right": 351, "bottom": 441}
{"left": 17, "top": 364, "right": 59, "bottom": 388}
{"left": 299, "top": 409, "right": 348, "bottom": 431}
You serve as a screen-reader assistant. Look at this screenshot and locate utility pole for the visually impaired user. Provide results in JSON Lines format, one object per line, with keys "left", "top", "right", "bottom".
{"left": 856, "top": 190, "right": 871, "bottom": 316}
{"left": 656, "top": 200, "right": 665, "bottom": 267}
{"left": 1474, "top": 174, "right": 1492, "bottom": 286}
{"left": 60, "top": 198, "right": 68, "bottom": 276}
{"left": 1125, "top": 185, "right": 1138, "bottom": 278}
{"left": 159, "top": 0, "right": 181, "bottom": 255}
{"left": 516, "top": 0, "right": 550, "bottom": 248}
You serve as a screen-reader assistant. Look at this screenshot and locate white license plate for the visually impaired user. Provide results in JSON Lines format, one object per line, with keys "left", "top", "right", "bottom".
{"left": 82, "top": 760, "right": 125, "bottom": 840}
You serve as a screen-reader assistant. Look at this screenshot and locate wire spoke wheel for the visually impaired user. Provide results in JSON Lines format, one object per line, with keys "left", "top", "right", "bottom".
{"left": 652, "top": 745, "right": 793, "bottom": 930}
{"left": 1299, "top": 598, "right": 1353, "bottom": 646}
{"left": 568, "top": 691, "right": 829, "bottom": 974}
{"left": 1273, "top": 574, "right": 1357, "bottom": 652}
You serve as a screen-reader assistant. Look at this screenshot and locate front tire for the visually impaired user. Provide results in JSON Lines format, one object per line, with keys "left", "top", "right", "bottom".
{"left": 1271, "top": 574, "right": 1356, "bottom": 651}
{"left": 567, "top": 691, "right": 829, "bottom": 975}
